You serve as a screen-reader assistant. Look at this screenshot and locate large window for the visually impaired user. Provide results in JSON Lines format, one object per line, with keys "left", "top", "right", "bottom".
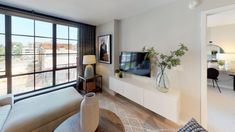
{"left": 56, "top": 25, "right": 78, "bottom": 85}
{"left": 0, "top": 14, "right": 79, "bottom": 95}
{"left": 11, "top": 16, "right": 54, "bottom": 93}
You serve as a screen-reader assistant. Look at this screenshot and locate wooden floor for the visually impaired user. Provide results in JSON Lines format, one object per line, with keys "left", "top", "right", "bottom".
{"left": 97, "top": 91, "right": 179, "bottom": 132}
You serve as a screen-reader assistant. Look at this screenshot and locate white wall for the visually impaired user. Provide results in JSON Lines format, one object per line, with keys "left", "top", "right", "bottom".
{"left": 96, "top": 20, "right": 120, "bottom": 92}
{"left": 119, "top": 0, "right": 201, "bottom": 123}
{"left": 208, "top": 24, "right": 235, "bottom": 53}
{"left": 96, "top": 0, "right": 235, "bottom": 124}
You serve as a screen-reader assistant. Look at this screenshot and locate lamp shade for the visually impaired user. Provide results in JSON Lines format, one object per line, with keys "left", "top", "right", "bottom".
{"left": 83, "top": 55, "right": 96, "bottom": 64}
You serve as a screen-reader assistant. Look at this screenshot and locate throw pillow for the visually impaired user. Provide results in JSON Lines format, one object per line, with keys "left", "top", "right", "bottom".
{"left": 178, "top": 118, "right": 207, "bottom": 132}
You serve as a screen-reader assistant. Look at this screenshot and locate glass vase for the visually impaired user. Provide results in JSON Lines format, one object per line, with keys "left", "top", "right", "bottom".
{"left": 156, "top": 69, "right": 169, "bottom": 93}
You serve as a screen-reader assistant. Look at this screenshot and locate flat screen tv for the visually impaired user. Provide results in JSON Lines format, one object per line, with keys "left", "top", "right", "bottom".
{"left": 119, "top": 51, "right": 150, "bottom": 77}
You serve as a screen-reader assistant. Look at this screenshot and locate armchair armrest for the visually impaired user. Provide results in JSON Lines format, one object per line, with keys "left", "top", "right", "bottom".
{"left": 0, "top": 94, "right": 13, "bottom": 106}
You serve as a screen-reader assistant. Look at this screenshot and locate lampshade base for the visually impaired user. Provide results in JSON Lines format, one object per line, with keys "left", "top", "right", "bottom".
{"left": 84, "top": 65, "right": 94, "bottom": 78}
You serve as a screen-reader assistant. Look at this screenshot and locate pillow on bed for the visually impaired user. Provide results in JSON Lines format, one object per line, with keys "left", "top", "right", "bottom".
{"left": 178, "top": 118, "right": 207, "bottom": 132}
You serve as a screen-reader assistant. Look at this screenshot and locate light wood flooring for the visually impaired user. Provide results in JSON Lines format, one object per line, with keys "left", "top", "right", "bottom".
{"left": 97, "top": 91, "right": 180, "bottom": 132}
{"left": 208, "top": 86, "right": 235, "bottom": 132}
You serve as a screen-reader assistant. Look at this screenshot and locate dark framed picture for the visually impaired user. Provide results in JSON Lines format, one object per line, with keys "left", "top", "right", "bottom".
{"left": 98, "top": 34, "right": 112, "bottom": 64}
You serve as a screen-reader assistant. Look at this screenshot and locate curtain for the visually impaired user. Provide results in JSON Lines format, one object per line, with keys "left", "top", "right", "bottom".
{"left": 77, "top": 24, "right": 96, "bottom": 76}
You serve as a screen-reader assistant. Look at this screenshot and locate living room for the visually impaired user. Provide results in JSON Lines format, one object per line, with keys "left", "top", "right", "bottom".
{"left": 0, "top": 0, "right": 235, "bottom": 132}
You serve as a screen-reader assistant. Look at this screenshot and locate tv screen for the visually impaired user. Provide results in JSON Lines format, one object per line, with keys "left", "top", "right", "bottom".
{"left": 119, "top": 52, "right": 150, "bottom": 77}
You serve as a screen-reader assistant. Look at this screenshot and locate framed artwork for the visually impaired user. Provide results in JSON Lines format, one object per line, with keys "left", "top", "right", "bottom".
{"left": 98, "top": 34, "right": 112, "bottom": 64}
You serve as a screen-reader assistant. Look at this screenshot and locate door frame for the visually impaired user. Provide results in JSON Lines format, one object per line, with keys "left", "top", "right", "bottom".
{"left": 200, "top": 4, "right": 235, "bottom": 128}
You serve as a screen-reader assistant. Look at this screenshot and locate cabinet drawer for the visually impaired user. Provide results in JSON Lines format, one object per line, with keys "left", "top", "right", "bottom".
{"left": 143, "top": 89, "right": 179, "bottom": 122}
{"left": 123, "top": 82, "right": 143, "bottom": 105}
{"left": 109, "top": 77, "right": 124, "bottom": 94}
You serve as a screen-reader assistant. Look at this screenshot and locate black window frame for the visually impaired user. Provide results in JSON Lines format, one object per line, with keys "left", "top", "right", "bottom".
{"left": 0, "top": 4, "right": 95, "bottom": 96}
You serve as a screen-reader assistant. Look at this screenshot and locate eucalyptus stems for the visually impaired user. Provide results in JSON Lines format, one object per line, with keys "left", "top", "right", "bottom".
{"left": 143, "top": 43, "right": 188, "bottom": 90}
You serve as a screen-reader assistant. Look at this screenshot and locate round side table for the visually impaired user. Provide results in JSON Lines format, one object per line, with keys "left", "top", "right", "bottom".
{"left": 54, "top": 108, "right": 125, "bottom": 132}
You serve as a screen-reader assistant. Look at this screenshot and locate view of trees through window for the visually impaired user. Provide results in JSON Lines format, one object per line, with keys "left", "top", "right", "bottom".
{"left": 0, "top": 14, "right": 78, "bottom": 95}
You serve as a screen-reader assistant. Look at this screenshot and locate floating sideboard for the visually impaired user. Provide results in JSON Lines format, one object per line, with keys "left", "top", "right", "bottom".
{"left": 109, "top": 76, "right": 181, "bottom": 123}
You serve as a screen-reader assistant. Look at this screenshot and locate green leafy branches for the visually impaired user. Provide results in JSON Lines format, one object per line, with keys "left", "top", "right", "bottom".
{"left": 142, "top": 46, "right": 158, "bottom": 60}
{"left": 143, "top": 43, "right": 188, "bottom": 70}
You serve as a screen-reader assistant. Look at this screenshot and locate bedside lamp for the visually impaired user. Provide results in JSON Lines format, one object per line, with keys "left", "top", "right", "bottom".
{"left": 83, "top": 55, "right": 96, "bottom": 78}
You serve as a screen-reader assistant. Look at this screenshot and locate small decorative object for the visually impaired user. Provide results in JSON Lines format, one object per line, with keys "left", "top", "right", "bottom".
{"left": 119, "top": 71, "right": 123, "bottom": 78}
{"left": 83, "top": 55, "right": 96, "bottom": 78}
{"left": 218, "top": 60, "right": 225, "bottom": 69}
{"left": 114, "top": 69, "right": 120, "bottom": 77}
{"left": 98, "top": 34, "right": 112, "bottom": 64}
{"left": 143, "top": 43, "right": 188, "bottom": 93}
{"left": 80, "top": 92, "right": 99, "bottom": 132}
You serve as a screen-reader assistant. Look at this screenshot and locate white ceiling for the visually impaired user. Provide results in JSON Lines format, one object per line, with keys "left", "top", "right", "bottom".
{"left": 207, "top": 9, "right": 235, "bottom": 27}
{"left": 0, "top": 0, "right": 176, "bottom": 26}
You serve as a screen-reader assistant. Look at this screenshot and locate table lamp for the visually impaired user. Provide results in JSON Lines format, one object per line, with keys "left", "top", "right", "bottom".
{"left": 83, "top": 55, "right": 96, "bottom": 78}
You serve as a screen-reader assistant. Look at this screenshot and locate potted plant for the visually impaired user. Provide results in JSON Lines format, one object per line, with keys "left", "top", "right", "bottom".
{"left": 119, "top": 71, "right": 123, "bottom": 78}
{"left": 143, "top": 43, "right": 188, "bottom": 93}
{"left": 218, "top": 60, "right": 225, "bottom": 69}
{"left": 114, "top": 69, "right": 120, "bottom": 78}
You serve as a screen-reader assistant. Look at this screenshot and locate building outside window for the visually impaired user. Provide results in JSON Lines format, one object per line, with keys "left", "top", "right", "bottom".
{"left": 0, "top": 14, "right": 79, "bottom": 95}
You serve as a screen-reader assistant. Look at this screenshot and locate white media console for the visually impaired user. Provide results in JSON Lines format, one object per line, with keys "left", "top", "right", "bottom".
{"left": 109, "top": 76, "right": 181, "bottom": 123}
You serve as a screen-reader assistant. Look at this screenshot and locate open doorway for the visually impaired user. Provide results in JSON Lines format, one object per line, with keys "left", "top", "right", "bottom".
{"left": 201, "top": 4, "right": 235, "bottom": 132}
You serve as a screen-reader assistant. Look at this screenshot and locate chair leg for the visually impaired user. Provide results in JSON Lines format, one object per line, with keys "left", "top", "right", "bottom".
{"left": 212, "top": 80, "right": 215, "bottom": 87}
{"left": 215, "top": 80, "right": 221, "bottom": 93}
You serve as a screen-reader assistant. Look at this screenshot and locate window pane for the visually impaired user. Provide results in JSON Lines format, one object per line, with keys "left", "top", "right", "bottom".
{"left": 69, "top": 68, "right": 77, "bottom": 81}
{"left": 0, "top": 14, "right": 4, "bottom": 34}
{"left": 0, "top": 35, "right": 5, "bottom": 55}
{"left": 0, "top": 78, "right": 7, "bottom": 95}
{"left": 12, "top": 75, "right": 34, "bottom": 94}
{"left": 12, "top": 55, "right": 34, "bottom": 75}
{"left": 56, "top": 70, "right": 68, "bottom": 84}
{"left": 35, "top": 72, "right": 52, "bottom": 89}
{"left": 69, "top": 40, "right": 77, "bottom": 53}
{"left": 35, "top": 20, "right": 52, "bottom": 37}
{"left": 12, "top": 36, "right": 34, "bottom": 55}
{"left": 57, "top": 54, "right": 68, "bottom": 68}
{"left": 57, "top": 39, "right": 68, "bottom": 53}
{"left": 57, "top": 39, "right": 69, "bottom": 68}
{"left": 0, "top": 56, "right": 5, "bottom": 76}
{"left": 12, "top": 16, "right": 34, "bottom": 35}
{"left": 69, "top": 54, "right": 77, "bottom": 67}
{"left": 35, "top": 38, "right": 52, "bottom": 54}
{"left": 57, "top": 25, "right": 68, "bottom": 39}
{"left": 35, "top": 54, "right": 52, "bottom": 72}
{"left": 69, "top": 27, "right": 77, "bottom": 40}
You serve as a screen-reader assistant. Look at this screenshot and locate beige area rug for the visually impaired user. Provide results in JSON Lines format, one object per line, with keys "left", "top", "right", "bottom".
{"left": 97, "top": 92, "right": 178, "bottom": 132}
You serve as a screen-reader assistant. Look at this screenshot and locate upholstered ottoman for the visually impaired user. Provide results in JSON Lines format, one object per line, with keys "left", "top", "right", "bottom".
{"left": 2, "top": 87, "right": 83, "bottom": 132}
